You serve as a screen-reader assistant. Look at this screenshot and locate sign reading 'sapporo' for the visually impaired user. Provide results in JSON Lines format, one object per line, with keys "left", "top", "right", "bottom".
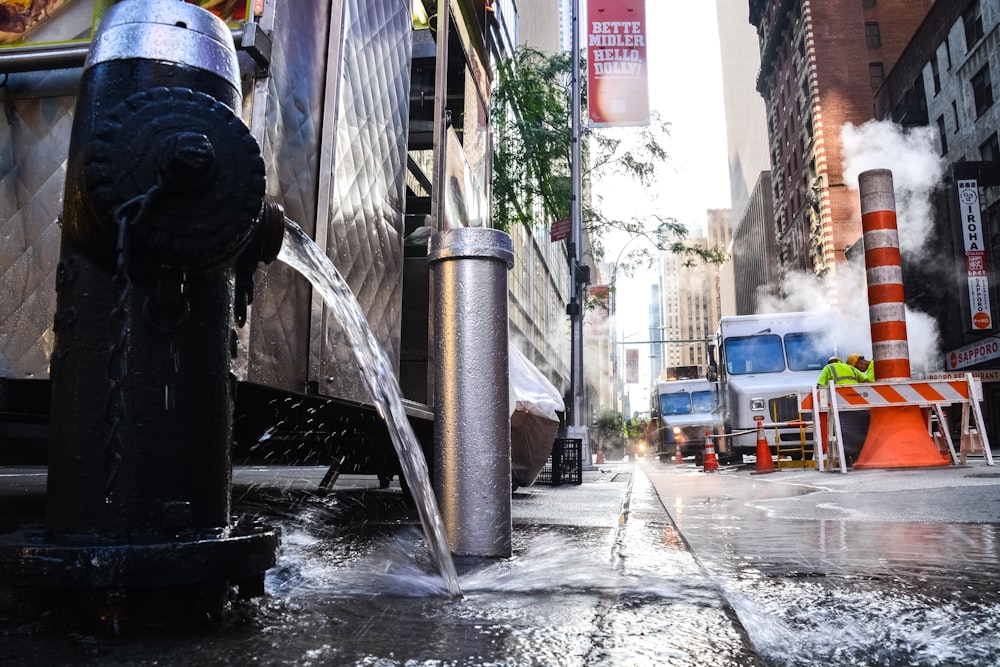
{"left": 946, "top": 337, "right": 1000, "bottom": 370}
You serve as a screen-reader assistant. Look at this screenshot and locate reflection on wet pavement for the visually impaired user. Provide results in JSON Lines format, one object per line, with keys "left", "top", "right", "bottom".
{"left": 1, "top": 477, "right": 762, "bottom": 666}
{"left": 643, "top": 460, "right": 1000, "bottom": 666}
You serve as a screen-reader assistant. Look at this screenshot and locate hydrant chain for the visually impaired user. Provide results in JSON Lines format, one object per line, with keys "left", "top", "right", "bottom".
{"left": 103, "top": 184, "right": 160, "bottom": 500}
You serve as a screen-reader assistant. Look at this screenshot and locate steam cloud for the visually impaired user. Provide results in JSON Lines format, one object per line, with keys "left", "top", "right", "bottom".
{"left": 753, "top": 120, "right": 944, "bottom": 375}
{"left": 841, "top": 120, "right": 944, "bottom": 258}
{"left": 841, "top": 120, "right": 944, "bottom": 373}
{"left": 755, "top": 264, "right": 941, "bottom": 375}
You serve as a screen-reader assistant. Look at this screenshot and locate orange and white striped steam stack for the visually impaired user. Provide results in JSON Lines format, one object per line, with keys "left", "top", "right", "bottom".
{"left": 854, "top": 169, "right": 949, "bottom": 468}
{"left": 859, "top": 169, "right": 911, "bottom": 382}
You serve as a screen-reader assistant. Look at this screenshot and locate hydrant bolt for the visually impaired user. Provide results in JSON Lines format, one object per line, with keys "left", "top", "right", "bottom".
{"left": 163, "top": 131, "right": 216, "bottom": 187}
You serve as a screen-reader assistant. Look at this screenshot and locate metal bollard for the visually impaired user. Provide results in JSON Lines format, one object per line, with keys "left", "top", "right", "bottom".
{"left": 429, "top": 227, "right": 514, "bottom": 557}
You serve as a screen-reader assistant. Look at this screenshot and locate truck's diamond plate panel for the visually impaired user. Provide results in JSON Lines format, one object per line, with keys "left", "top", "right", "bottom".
{"left": 319, "top": 0, "right": 410, "bottom": 402}
{"left": 0, "top": 95, "right": 72, "bottom": 377}
{"left": 244, "top": 0, "right": 329, "bottom": 392}
{"left": 0, "top": 0, "right": 412, "bottom": 407}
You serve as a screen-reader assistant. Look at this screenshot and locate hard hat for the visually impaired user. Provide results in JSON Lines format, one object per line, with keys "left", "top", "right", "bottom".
{"left": 846, "top": 353, "right": 860, "bottom": 366}
{"left": 828, "top": 356, "right": 841, "bottom": 364}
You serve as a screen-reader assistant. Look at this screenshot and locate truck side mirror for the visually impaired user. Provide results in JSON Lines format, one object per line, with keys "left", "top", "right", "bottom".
{"left": 706, "top": 343, "right": 718, "bottom": 381}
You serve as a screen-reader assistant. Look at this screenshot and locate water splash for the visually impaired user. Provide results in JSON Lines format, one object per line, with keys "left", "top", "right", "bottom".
{"left": 277, "top": 219, "right": 460, "bottom": 596}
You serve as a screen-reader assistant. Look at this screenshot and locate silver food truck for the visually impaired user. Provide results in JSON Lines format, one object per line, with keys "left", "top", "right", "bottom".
{"left": 0, "top": 0, "right": 505, "bottom": 481}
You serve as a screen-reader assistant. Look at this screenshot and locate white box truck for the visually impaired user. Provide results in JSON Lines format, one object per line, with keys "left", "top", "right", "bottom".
{"left": 713, "top": 311, "right": 839, "bottom": 462}
{"left": 654, "top": 378, "right": 719, "bottom": 463}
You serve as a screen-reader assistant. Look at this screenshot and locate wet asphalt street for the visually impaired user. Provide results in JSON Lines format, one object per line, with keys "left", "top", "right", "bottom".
{"left": 0, "top": 462, "right": 761, "bottom": 666}
{"left": 643, "top": 455, "right": 1000, "bottom": 665}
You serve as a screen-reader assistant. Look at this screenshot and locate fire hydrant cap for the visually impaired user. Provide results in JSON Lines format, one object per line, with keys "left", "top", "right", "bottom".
{"left": 86, "top": 0, "right": 240, "bottom": 89}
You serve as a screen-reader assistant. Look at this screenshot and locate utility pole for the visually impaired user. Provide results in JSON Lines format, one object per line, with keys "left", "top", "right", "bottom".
{"left": 568, "top": 0, "right": 592, "bottom": 468}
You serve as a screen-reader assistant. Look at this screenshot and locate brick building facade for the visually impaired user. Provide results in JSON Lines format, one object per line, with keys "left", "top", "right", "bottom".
{"left": 749, "top": 0, "right": 933, "bottom": 288}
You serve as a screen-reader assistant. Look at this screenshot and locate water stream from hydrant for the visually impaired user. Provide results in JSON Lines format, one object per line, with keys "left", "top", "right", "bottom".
{"left": 277, "top": 219, "right": 461, "bottom": 596}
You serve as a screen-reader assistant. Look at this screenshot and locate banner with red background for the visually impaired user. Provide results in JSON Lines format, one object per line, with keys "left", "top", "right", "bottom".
{"left": 587, "top": 0, "right": 649, "bottom": 127}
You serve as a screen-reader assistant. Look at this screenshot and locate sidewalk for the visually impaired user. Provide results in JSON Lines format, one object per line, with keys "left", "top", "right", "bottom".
{"left": 1, "top": 460, "right": 767, "bottom": 666}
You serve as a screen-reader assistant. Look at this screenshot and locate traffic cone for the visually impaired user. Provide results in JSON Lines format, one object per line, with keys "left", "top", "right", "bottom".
{"left": 674, "top": 440, "right": 683, "bottom": 465}
{"left": 702, "top": 430, "right": 719, "bottom": 473}
{"left": 854, "top": 406, "right": 951, "bottom": 468}
{"left": 752, "top": 418, "right": 776, "bottom": 474}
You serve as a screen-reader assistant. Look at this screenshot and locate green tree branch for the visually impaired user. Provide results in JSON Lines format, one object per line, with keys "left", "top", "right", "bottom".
{"left": 491, "top": 47, "right": 727, "bottom": 271}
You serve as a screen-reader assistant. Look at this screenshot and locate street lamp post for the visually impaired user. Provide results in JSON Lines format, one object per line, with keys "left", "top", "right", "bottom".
{"left": 568, "top": 0, "right": 594, "bottom": 468}
{"left": 608, "top": 235, "right": 645, "bottom": 429}
{"left": 616, "top": 329, "right": 647, "bottom": 430}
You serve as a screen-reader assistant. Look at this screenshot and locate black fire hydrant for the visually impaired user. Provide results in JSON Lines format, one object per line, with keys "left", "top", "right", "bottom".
{"left": 0, "top": 0, "right": 282, "bottom": 627}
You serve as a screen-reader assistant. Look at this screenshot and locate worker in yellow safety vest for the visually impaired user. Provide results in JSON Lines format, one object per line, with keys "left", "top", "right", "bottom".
{"left": 816, "top": 356, "right": 869, "bottom": 466}
{"left": 846, "top": 353, "right": 875, "bottom": 381}
{"left": 816, "top": 356, "right": 866, "bottom": 385}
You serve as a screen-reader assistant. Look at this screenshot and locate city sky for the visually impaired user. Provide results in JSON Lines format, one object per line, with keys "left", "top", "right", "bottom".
{"left": 596, "top": 1, "right": 734, "bottom": 409}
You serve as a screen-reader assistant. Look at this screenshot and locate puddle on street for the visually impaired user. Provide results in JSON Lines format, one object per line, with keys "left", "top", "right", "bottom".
{"left": 0, "top": 486, "right": 758, "bottom": 666}
{"left": 670, "top": 491, "right": 1000, "bottom": 666}
{"left": 5, "top": 465, "right": 998, "bottom": 665}
{"left": 730, "top": 576, "right": 1000, "bottom": 666}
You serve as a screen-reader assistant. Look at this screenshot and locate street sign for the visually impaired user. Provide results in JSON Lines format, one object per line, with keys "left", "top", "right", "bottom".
{"left": 930, "top": 369, "right": 1000, "bottom": 383}
{"left": 550, "top": 218, "right": 571, "bottom": 242}
{"left": 957, "top": 179, "right": 994, "bottom": 331}
{"left": 945, "top": 337, "right": 1000, "bottom": 370}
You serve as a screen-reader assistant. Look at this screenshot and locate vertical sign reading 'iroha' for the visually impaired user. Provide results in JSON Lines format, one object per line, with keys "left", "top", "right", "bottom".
{"left": 587, "top": 0, "right": 649, "bottom": 127}
{"left": 958, "top": 179, "right": 993, "bottom": 331}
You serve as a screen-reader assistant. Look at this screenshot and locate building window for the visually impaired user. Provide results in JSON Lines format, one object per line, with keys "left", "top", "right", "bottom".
{"left": 937, "top": 116, "right": 948, "bottom": 155}
{"left": 964, "top": 2, "right": 984, "bottom": 50}
{"left": 865, "top": 22, "right": 881, "bottom": 49}
{"left": 862, "top": 0, "right": 876, "bottom": 7}
{"left": 972, "top": 63, "right": 994, "bottom": 117}
{"left": 944, "top": 40, "right": 952, "bottom": 70}
{"left": 981, "top": 133, "right": 1000, "bottom": 161}
{"left": 869, "top": 62, "right": 884, "bottom": 90}
{"left": 952, "top": 100, "right": 960, "bottom": 131}
{"left": 931, "top": 56, "right": 941, "bottom": 94}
